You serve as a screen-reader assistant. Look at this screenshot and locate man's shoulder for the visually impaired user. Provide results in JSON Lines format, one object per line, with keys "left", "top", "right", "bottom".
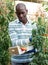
{"left": 28, "top": 19, "right": 33, "bottom": 24}
{"left": 28, "top": 19, "right": 36, "bottom": 25}
{"left": 9, "top": 19, "right": 19, "bottom": 25}
{"left": 28, "top": 19, "right": 37, "bottom": 29}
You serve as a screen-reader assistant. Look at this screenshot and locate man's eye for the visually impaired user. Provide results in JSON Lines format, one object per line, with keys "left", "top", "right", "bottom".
{"left": 22, "top": 12, "right": 24, "bottom": 14}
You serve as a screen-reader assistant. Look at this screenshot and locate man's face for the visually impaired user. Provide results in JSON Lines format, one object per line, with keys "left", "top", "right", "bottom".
{"left": 16, "top": 7, "right": 28, "bottom": 22}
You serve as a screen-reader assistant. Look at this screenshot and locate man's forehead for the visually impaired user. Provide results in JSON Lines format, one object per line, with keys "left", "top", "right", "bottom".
{"left": 16, "top": 3, "right": 26, "bottom": 10}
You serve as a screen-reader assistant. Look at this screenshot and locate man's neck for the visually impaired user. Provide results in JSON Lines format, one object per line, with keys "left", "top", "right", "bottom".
{"left": 22, "top": 19, "right": 28, "bottom": 25}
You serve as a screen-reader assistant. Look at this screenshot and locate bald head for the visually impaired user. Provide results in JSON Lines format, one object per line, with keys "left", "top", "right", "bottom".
{"left": 16, "top": 3, "right": 26, "bottom": 11}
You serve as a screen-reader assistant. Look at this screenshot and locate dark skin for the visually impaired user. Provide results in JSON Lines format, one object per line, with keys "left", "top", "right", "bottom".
{"left": 16, "top": 3, "right": 28, "bottom": 25}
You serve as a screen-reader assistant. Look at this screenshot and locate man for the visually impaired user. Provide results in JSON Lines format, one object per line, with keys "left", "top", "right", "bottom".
{"left": 8, "top": 3, "right": 37, "bottom": 65}
{"left": 8, "top": 3, "right": 37, "bottom": 46}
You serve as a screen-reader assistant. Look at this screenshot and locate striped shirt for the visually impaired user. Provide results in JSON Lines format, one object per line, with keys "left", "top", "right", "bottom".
{"left": 8, "top": 19, "right": 37, "bottom": 46}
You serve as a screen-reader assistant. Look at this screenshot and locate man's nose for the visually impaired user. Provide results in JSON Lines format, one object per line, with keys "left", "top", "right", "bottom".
{"left": 20, "top": 14, "right": 23, "bottom": 18}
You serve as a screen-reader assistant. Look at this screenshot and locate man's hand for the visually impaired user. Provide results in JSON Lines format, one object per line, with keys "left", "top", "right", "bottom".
{"left": 29, "top": 37, "right": 32, "bottom": 42}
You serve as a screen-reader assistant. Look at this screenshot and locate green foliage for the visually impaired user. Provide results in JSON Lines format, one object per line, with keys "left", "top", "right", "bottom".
{"left": 0, "top": 2, "right": 15, "bottom": 65}
{"left": 31, "top": 17, "right": 46, "bottom": 51}
{"left": 29, "top": 17, "right": 48, "bottom": 65}
{"left": 6, "top": 3, "right": 15, "bottom": 21}
{"left": 42, "top": 1, "right": 48, "bottom": 12}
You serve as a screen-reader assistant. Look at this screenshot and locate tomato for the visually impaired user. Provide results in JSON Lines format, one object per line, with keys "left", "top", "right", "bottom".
{"left": 20, "top": 47, "right": 27, "bottom": 51}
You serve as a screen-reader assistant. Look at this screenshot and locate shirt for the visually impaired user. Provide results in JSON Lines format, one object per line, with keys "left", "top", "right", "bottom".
{"left": 8, "top": 19, "right": 37, "bottom": 46}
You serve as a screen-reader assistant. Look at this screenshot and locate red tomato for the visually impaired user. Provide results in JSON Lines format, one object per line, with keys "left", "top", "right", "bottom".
{"left": 20, "top": 47, "right": 27, "bottom": 51}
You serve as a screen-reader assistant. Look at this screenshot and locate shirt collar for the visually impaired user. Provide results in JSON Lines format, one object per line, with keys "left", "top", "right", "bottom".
{"left": 17, "top": 19, "right": 29, "bottom": 24}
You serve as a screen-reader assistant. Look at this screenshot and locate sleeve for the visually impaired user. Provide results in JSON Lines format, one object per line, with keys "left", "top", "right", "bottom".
{"left": 32, "top": 23, "right": 37, "bottom": 30}
{"left": 8, "top": 22, "right": 30, "bottom": 47}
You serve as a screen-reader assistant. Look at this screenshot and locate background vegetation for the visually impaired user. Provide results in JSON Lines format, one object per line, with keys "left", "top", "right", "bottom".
{"left": 29, "top": 17, "right": 48, "bottom": 65}
{"left": 0, "top": 2, "right": 15, "bottom": 65}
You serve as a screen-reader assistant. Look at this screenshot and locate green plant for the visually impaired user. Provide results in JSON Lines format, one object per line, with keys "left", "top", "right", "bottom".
{"left": 29, "top": 17, "right": 48, "bottom": 65}
{"left": 42, "top": 1, "right": 48, "bottom": 34}
{"left": 0, "top": 2, "right": 15, "bottom": 65}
